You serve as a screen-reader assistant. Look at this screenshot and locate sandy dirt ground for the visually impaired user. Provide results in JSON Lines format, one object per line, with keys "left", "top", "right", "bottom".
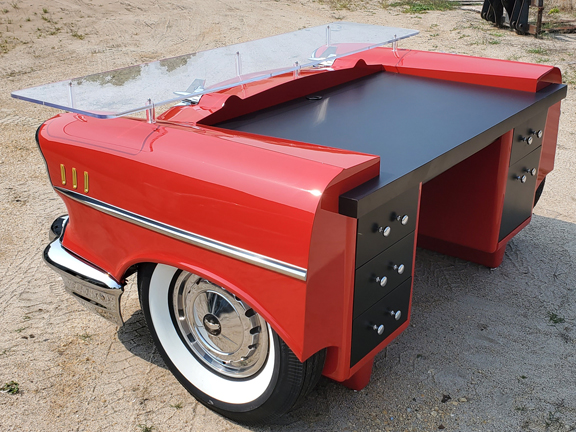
{"left": 1, "top": 1, "right": 575, "bottom": 431}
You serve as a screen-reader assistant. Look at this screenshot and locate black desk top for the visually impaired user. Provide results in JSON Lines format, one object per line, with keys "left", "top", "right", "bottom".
{"left": 217, "top": 72, "right": 566, "bottom": 217}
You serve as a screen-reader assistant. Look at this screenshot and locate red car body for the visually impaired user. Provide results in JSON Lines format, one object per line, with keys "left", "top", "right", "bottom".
{"left": 36, "top": 46, "right": 564, "bottom": 390}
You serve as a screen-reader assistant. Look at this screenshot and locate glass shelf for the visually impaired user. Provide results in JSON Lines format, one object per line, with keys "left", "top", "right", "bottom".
{"left": 11, "top": 22, "right": 418, "bottom": 119}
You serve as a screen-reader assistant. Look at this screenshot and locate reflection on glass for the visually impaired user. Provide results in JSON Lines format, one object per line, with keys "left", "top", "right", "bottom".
{"left": 12, "top": 22, "right": 418, "bottom": 119}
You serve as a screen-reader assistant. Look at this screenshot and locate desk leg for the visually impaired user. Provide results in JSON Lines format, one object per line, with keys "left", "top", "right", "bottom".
{"left": 417, "top": 131, "right": 514, "bottom": 267}
{"left": 341, "top": 357, "right": 374, "bottom": 391}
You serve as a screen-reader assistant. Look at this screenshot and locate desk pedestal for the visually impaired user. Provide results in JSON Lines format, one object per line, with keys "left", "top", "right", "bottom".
{"left": 418, "top": 111, "right": 545, "bottom": 267}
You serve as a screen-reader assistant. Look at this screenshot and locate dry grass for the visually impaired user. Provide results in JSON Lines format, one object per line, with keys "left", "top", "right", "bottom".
{"left": 389, "top": 0, "right": 455, "bottom": 13}
{"left": 546, "top": 0, "right": 575, "bottom": 12}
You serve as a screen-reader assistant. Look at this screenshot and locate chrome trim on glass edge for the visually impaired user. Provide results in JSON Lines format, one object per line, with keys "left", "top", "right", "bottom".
{"left": 54, "top": 187, "right": 308, "bottom": 281}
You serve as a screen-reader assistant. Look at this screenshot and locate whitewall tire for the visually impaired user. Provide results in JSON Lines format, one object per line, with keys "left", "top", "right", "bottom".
{"left": 138, "top": 263, "right": 325, "bottom": 424}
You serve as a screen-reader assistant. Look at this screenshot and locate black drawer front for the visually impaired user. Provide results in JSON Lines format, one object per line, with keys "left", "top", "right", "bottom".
{"left": 499, "top": 146, "right": 541, "bottom": 241}
{"left": 351, "top": 278, "right": 411, "bottom": 367}
{"left": 354, "top": 232, "right": 414, "bottom": 319}
{"left": 356, "top": 186, "right": 419, "bottom": 268}
{"left": 510, "top": 111, "right": 547, "bottom": 166}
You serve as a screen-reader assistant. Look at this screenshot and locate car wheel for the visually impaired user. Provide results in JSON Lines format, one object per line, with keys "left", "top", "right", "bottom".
{"left": 138, "top": 263, "right": 325, "bottom": 424}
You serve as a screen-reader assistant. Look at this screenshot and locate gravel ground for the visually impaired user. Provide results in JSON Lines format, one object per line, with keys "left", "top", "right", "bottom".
{"left": 0, "top": 1, "right": 575, "bottom": 431}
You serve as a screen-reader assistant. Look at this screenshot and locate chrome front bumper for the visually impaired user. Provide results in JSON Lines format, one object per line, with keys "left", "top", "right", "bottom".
{"left": 43, "top": 216, "right": 124, "bottom": 326}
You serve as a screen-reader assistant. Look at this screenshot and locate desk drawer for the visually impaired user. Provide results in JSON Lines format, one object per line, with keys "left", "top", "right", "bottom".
{"left": 499, "top": 146, "right": 541, "bottom": 241}
{"left": 510, "top": 112, "right": 547, "bottom": 166}
{"left": 351, "top": 278, "right": 411, "bottom": 367}
{"left": 356, "top": 186, "right": 419, "bottom": 268}
{"left": 354, "top": 232, "right": 414, "bottom": 318}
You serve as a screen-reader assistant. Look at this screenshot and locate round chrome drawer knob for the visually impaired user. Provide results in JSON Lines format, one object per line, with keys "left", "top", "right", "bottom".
{"left": 397, "top": 215, "right": 409, "bottom": 225}
{"left": 389, "top": 310, "right": 402, "bottom": 321}
{"left": 372, "top": 324, "right": 385, "bottom": 335}
{"left": 375, "top": 276, "right": 388, "bottom": 287}
{"left": 393, "top": 264, "right": 405, "bottom": 274}
{"left": 522, "top": 136, "right": 533, "bottom": 145}
{"left": 524, "top": 168, "right": 537, "bottom": 176}
{"left": 515, "top": 175, "right": 527, "bottom": 183}
{"left": 378, "top": 226, "right": 391, "bottom": 237}
{"left": 536, "top": 130, "right": 543, "bottom": 138}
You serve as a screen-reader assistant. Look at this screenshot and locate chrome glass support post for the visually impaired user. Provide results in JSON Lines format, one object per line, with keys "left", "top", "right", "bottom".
{"left": 235, "top": 51, "right": 242, "bottom": 77}
{"left": 293, "top": 61, "right": 300, "bottom": 80}
{"left": 146, "top": 98, "right": 156, "bottom": 124}
{"left": 68, "top": 81, "right": 75, "bottom": 108}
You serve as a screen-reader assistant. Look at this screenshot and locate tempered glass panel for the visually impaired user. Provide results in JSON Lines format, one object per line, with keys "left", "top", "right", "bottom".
{"left": 11, "top": 22, "right": 417, "bottom": 119}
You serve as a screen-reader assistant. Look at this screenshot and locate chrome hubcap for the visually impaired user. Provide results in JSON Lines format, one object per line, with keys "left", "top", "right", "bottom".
{"left": 171, "top": 271, "right": 269, "bottom": 378}
{"left": 203, "top": 314, "right": 221, "bottom": 336}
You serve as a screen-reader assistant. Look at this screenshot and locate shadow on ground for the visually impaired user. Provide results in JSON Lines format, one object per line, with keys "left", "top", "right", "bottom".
{"left": 117, "top": 309, "right": 167, "bottom": 370}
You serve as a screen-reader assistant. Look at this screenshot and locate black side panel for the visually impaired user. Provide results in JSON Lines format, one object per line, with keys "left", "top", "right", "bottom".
{"left": 351, "top": 278, "right": 411, "bottom": 367}
{"left": 499, "top": 146, "right": 542, "bottom": 240}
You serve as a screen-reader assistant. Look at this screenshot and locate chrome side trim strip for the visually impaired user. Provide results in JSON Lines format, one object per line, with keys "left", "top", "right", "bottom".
{"left": 54, "top": 187, "right": 308, "bottom": 281}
